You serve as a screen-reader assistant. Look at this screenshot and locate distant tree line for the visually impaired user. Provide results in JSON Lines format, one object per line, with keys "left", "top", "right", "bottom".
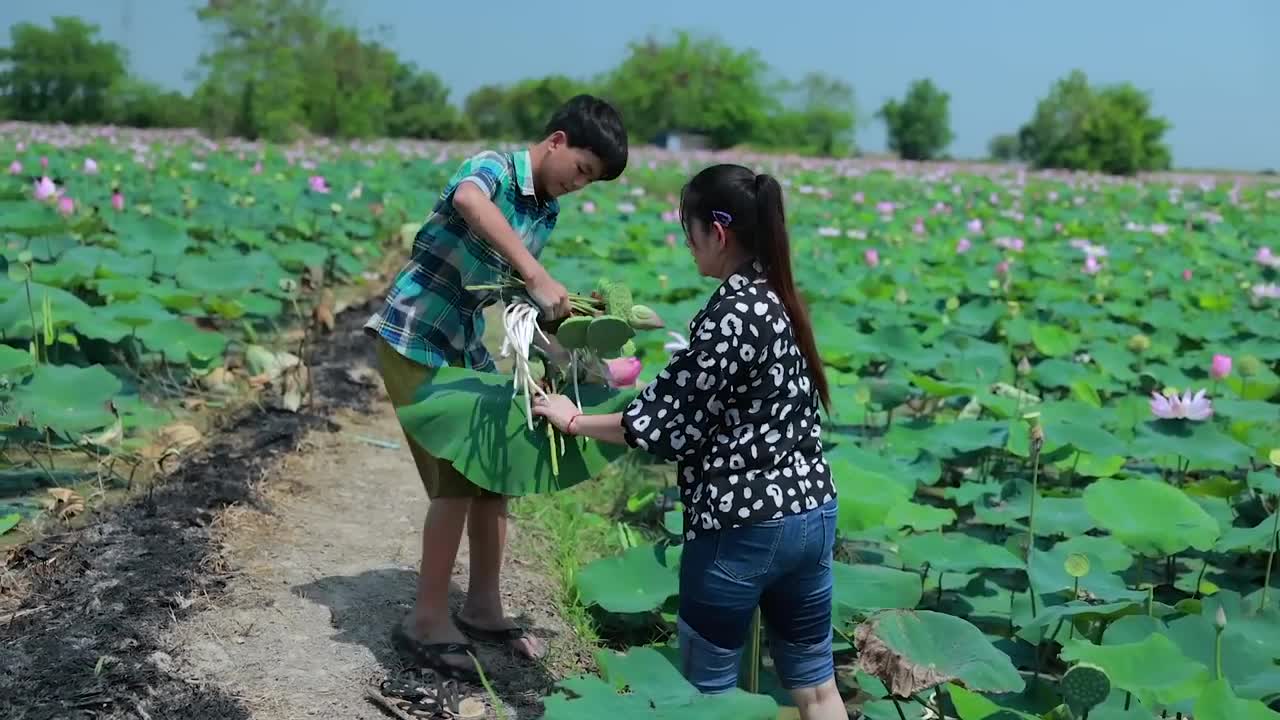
{"left": 0, "top": 3, "right": 1174, "bottom": 175}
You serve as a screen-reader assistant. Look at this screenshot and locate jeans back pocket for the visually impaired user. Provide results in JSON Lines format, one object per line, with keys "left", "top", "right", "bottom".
{"left": 713, "top": 519, "right": 784, "bottom": 582}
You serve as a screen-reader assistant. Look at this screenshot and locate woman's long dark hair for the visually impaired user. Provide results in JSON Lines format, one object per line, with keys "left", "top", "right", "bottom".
{"left": 679, "top": 164, "right": 831, "bottom": 412}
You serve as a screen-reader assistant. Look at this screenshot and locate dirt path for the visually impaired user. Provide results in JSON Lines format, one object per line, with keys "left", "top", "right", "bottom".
{"left": 168, "top": 381, "right": 581, "bottom": 719}
{"left": 1, "top": 303, "right": 587, "bottom": 720}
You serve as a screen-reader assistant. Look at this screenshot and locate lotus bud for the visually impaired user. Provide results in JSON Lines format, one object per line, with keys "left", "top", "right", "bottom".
{"left": 1017, "top": 357, "right": 1032, "bottom": 376}
{"left": 1215, "top": 605, "right": 1227, "bottom": 632}
{"left": 1127, "top": 334, "right": 1151, "bottom": 353}
{"left": 627, "top": 304, "right": 665, "bottom": 330}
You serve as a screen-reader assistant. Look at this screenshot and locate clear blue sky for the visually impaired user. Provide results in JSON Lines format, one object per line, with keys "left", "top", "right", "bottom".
{"left": 3, "top": 0, "right": 1276, "bottom": 171}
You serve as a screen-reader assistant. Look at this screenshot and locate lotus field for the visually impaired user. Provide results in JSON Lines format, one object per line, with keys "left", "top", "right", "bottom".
{"left": 3, "top": 122, "right": 1280, "bottom": 719}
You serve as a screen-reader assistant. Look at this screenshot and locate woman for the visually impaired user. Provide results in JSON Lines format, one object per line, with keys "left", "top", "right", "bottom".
{"left": 533, "top": 164, "right": 844, "bottom": 719}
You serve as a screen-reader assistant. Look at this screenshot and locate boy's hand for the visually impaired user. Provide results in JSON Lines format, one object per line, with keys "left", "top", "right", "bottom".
{"left": 526, "top": 270, "right": 570, "bottom": 320}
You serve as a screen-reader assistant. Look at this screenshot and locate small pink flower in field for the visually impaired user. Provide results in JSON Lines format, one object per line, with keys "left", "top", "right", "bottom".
{"left": 967, "top": 218, "right": 982, "bottom": 234}
{"left": 817, "top": 226, "right": 840, "bottom": 237}
{"left": 1048, "top": 191, "right": 1059, "bottom": 202}
{"left": 955, "top": 237, "right": 972, "bottom": 254}
{"left": 996, "top": 259, "right": 1011, "bottom": 276}
{"left": 661, "top": 209, "right": 678, "bottom": 224}
{"left": 988, "top": 192, "right": 999, "bottom": 206}
{"left": 40, "top": 156, "right": 48, "bottom": 169}
{"left": 853, "top": 191, "right": 864, "bottom": 204}
{"left": 1255, "top": 246, "right": 1279, "bottom": 268}
{"left": 604, "top": 357, "right": 642, "bottom": 388}
{"left": 1150, "top": 223, "right": 1169, "bottom": 236}
{"left": 1253, "top": 283, "right": 1280, "bottom": 300}
{"left": 863, "top": 248, "right": 880, "bottom": 268}
{"left": 1182, "top": 269, "right": 1193, "bottom": 281}
{"left": 33, "top": 176, "right": 57, "bottom": 201}
{"left": 664, "top": 332, "right": 690, "bottom": 355}
{"left": 1054, "top": 222, "right": 1064, "bottom": 234}
{"left": 1150, "top": 388, "right": 1213, "bottom": 421}
{"left": 617, "top": 202, "right": 636, "bottom": 215}
{"left": 57, "top": 195, "right": 75, "bottom": 216}
{"left": 308, "top": 175, "right": 329, "bottom": 193}
{"left": 665, "top": 233, "right": 677, "bottom": 247}
{"left": 1211, "top": 354, "right": 1232, "bottom": 379}
{"left": 912, "top": 217, "right": 925, "bottom": 235}
{"left": 7, "top": 160, "right": 20, "bottom": 175}
{"left": 1083, "top": 256, "right": 1101, "bottom": 275}
{"left": 111, "top": 191, "right": 124, "bottom": 212}
{"left": 252, "top": 161, "right": 263, "bottom": 175}
{"left": 630, "top": 186, "right": 645, "bottom": 197}
{"left": 876, "top": 201, "right": 895, "bottom": 215}
{"left": 995, "top": 236, "right": 1024, "bottom": 252}
{"left": 16, "top": 141, "right": 25, "bottom": 151}
{"left": 581, "top": 201, "right": 595, "bottom": 214}
{"left": 1268, "top": 189, "right": 1280, "bottom": 200}
{"left": 83, "top": 157, "right": 98, "bottom": 174}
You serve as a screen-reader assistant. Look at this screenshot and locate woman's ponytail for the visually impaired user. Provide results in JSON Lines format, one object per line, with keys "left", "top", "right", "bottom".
{"left": 753, "top": 174, "right": 831, "bottom": 412}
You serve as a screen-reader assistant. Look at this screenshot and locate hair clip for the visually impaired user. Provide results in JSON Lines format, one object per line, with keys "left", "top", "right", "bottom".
{"left": 711, "top": 210, "right": 733, "bottom": 226}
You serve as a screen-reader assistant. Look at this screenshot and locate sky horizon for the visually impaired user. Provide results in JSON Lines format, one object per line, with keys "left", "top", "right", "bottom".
{"left": 2, "top": 0, "right": 1276, "bottom": 172}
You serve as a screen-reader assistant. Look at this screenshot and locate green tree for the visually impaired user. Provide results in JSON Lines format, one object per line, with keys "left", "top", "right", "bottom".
{"left": 388, "top": 62, "right": 469, "bottom": 139}
{"left": 877, "top": 78, "right": 954, "bottom": 161}
{"left": 987, "top": 133, "right": 1020, "bottom": 163}
{"left": 106, "top": 77, "right": 199, "bottom": 128}
{"left": 1016, "top": 70, "right": 1172, "bottom": 175}
{"left": 604, "top": 30, "right": 774, "bottom": 148}
{"left": 464, "top": 84, "right": 516, "bottom": 139}
{"left": 0, "top": 16, "right": 127, "bottom": 123}
{"left": 758, "top": 72, "right": 857, "bottom": 156}
{"left": 504, "top": 75, "right": 588, "bottom": 139}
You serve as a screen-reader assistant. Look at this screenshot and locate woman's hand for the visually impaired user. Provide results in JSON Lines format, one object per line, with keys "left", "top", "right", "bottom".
{"left": 532, "top": 393, "right": 580, "bottom": 433}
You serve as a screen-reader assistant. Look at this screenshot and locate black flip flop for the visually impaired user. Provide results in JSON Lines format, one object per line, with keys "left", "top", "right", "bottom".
{"left": 390, "top": 622, "right": 482, "bottom": 684}
{"left": 453, "top": 613, "right": 539, "bottom": 659}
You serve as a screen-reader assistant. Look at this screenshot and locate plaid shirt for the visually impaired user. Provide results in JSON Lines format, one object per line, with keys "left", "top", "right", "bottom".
{"left": 364, "top": 149, "right": 559, "bottom": 371}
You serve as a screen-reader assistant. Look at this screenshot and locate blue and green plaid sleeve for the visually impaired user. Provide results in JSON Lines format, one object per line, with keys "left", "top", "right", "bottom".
{"left": 453, "top": 151, "right": 511, "bottom": 200}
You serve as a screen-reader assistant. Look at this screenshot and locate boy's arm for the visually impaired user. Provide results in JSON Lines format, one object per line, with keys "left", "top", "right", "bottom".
{"left": 453, "top": 182, "right": 570, "bottom": 319}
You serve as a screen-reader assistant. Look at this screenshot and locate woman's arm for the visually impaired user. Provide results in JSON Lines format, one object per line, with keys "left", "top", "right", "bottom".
{"left": 569, "top": 412, "right": 627, "bottom": 446}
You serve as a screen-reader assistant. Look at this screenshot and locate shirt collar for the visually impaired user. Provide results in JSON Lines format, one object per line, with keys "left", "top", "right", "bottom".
{"left": 511, "top": 149, "right": 558, "bottom": 213}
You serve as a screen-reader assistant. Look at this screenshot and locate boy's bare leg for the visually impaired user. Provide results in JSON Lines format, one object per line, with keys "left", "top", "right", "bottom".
{"left": 789, "top": 678, "right": 846, "bottom": 720}
{"left": 404, "top": 497, "right": 472, "bottom": 669}
{"left": 458, "top": 495, "right": 546, "bottom": 660}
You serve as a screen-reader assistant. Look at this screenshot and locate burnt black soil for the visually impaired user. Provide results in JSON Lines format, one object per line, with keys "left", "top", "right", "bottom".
{"left": 0, "top": 301, "right": 379, "bottom": 720}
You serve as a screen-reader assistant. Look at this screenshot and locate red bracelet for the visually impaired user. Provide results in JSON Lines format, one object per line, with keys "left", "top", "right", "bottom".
{"left": 567, "top": 413, "right": 583, "bottom": 435}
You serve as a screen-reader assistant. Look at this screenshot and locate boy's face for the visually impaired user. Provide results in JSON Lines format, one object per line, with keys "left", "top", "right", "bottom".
{"left": 539, "top": 131, "right": 606, "bottom": 199}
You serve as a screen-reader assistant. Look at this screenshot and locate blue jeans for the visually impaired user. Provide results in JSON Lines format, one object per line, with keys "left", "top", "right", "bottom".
{"left": 677, "top": 499, "right": 837, "bottom": 694}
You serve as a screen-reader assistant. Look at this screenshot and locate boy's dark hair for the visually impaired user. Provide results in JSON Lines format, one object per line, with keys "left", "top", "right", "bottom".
{"left": 545, "top": 94, "right": 628, "bottom": 181}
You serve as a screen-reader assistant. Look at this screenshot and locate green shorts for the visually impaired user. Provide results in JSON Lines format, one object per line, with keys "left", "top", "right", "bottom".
{"left": 373, "top": 338, "right": 500, "bottom": 500}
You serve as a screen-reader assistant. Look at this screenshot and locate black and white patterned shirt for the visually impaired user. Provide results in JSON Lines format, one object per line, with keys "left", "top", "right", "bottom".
{"left": 621, "top": 260, "right": 835, "bottom": 541}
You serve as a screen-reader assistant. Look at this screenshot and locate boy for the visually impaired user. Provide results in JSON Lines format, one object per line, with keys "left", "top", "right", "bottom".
{"left": 364, "top": 94, "right": 628, "bottom": 681}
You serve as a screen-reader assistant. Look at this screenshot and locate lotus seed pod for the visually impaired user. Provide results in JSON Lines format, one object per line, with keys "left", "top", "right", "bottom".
{"left": 1127, "top": 333, "right": 1150, "bottom": 352}
{"left": 1238, "top": 355, "right": 1264, "bottom": 376}
{"left": 1029, "top": 423, "right": 1045, "bottom": 454}
{"left": 1064, "top": 553, "right": 1091, "bottom": 578}
{"left": 1060, "top": 662, "right": 1110, "bottom": 712}
{"left": 1269, "top": 448, "right": 1280, "bottom": 467}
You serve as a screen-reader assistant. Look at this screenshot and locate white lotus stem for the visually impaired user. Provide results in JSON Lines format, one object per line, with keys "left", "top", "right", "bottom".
{"left": 500, "top": 301, "right": 549, "bottom": 430}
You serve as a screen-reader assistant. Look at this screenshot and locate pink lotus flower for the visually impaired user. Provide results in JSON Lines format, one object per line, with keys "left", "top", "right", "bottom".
{"left": 39, "top": 156, "right": 48, "bottom": 169}
{"left": 8, "top": 160, "right": 21, "bottom": 175}
{"left": 853, "top": 191, "right": 865, "bottom": 204}
{"left": 308, "top": 175, "right": 329, "bottom": 193}
{"left": 1150, "top": 388, "right": 1213, "bottom": 421}
{"left": 995, "top": 236, "right": 1025, "bottom": 252}
{"left": 876, "top": 201, "right": 895, "bottom": 215}
{"left": 33, "top": 177, "right": 57, "bottom": 201}
{"left": 912, "top": 217, "right": 925, "bottom": 235}
{"left": 661, "top": 209, "right": 678, "bottom": 224}
{"left": 57, "top": 195, "right": 75, "bottom": 216}
{"left": 996, "top": 259, "right": 1011, "bottom": 276}
{"left": 83, "top": 157, "right": 98, "bottom": 174}
{"left": 1252, "top": 283, "right": 1280, "bottom": 300}
{"left": 252, "top": 161, "right": 263, "bottom": 175}
{"left": 1210, "top": 354, "right": 1232, "bottom": 379}
{"left": 1083, "top": 256, "right": 1101, "bottom": 275}
{"left": 617, "top": 202, "right": 636, "bottom": 215}
{"left": 864, "top": 248, "right": 880, "bottom": 268}
{"left": 1150, "top": 223, "right": 1170, "bottom": 237}
{"left": 1255, "top": 246, "right": 1279, "bottom": 268}
{"left": 967, "top": 218, "right": 983, "bottom": 234}
{"left": 956, "top": 237, "right": 972, "bottom": 254}
{"left": 581, "top": 201, "right": 596, "bottom": 214}
{"left": 111, "top": 191, "right": 124, "bottom": 212}
{"left": 1182, "top": 269, "right": 1193, "bottom": 281}
{"left": 817, "top": 226, "right": 840, "bottom": 237}
{"left": 666, "top": 233, "right": 677, "bottom": 247}
{"left": 604, "top": 357, "right": 642, "bottom": 388}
